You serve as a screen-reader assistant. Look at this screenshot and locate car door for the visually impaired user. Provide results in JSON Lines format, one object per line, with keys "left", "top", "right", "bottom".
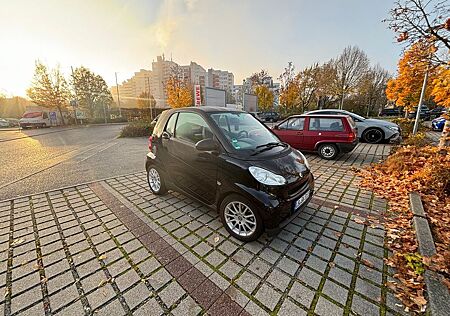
{"left": 168, "top": 112, "right": 218, "bottom": 205}
{"left": 274, "top": 117, "right": 305, "bottom": 149}
{"left": 304, "top": 117, "right": 346, "bottom": 149}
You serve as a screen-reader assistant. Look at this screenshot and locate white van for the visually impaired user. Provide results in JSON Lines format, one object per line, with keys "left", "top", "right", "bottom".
{"left": 19, "top": 108, "right": 63, "bottom": 129}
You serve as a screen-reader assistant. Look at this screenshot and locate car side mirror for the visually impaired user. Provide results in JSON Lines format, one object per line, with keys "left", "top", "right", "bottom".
{"left": 161, "top": 131, "right": 171, "bottom": 139}
{"left": 195, "top": 138, "right": 218, "bottom": 151}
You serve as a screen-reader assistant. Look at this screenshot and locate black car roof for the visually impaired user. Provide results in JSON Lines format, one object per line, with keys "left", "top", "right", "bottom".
{"left": 169, "top": 106, "right": 244, "bottom": 113}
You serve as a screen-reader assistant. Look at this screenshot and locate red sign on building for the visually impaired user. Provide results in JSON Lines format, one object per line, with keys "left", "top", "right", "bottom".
{"left": 194, "top": 85, "right": 201, "bottom": 106}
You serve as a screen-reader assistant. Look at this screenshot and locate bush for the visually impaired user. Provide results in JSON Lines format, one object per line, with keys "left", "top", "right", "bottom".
{"left": 391, "top": 118, "right": 425, "bottom": 139}
{"left": 119, "top": 121, "right": 153, "bottom": 137}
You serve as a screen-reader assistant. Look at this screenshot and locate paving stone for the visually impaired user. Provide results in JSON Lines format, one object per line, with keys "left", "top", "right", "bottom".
{"left": 48, "top": 284, "right": 79, "bottom": 312}
{"left": 208, "top": 272, "right": 229, "bottom": 291}
{"left": 269, "top": 238, "right": 289, "bottom": 252}
{"left": 219, "top": 260, "right": 241, "bottom": 280}
{"left": 193, "top": 242, "right": 212, "bottom": 257}
{"left": 205, "top": 250, "right": 226, "bottom": 267}
{"left": 236, "top": 271, "right": 260, "bottom": 294}
{"left": 123, "top": 282, "right": 151, "bottom": 310}
{"left": 94, "top": 299, "right": 126, "bottom": 316}
{"left": 10, "top": 285, "right": 42, "bottom": 314}
{"left": 11, "top": 271, "right": 40, "bottom": 294}
{"left": 191, "top": 278, "right": 222, "bottom": 309}
{"left": 86, "top": 284, "right": 116, "bottom": 310}
{"left": 244, "top": 299, "right": 267, "bottom": 316}
{"left": 225, "top": 285, "right": 250, "bottom": 308}
{"left": 171, "top": 296, "right": 202, "bottom": 316}
{"left": 286, "top": 246, "right": 307, "bottom": 262}
{"left": 266, "top": 268, "right": 291, "bottom": 291}
{"left": 255, "top": 283, "right": 282, "bottom": 311}
{"left": 248, "top": 259, "right": 270, "bottom": 277}
{"left": 297, "top": 267, "right": 322, "bottom": 290}
{"left": 289, "top": 281, "right": 315, "bottom": 308}
{"left": 278, "top": 298, "right": 307, "bottom": 316}
{"left": 305, "top": 254, "right": 328, "bottom": 274}
{"left": 218, "top": 240, "right": 238, "bottom": 256}
{"left": 315, "top": 296, "right": 344, "bottom": 316}
{"left": 53, "top": 299, "right": 85, "bottom": 315}
{"left": 312, "top": 244, "right": 333, "bottom": 261}
{"left": 147, "top": 268, "right": 172, "bottom": 291}
{"left": 322, "top": 279, "right": 348, "bottom": 305}
{"left": 81, "top": 270, "right": 108, "bottom": 293}
{"left": 194, "top": 260, "right": 214, "bottom": 277}
{"left": 232, "top": 249, "right": 253, "bottom": 266}
{"left": 277, "top": 257, "right": 300, "bottom": 276}
{"left": 355, "top": 278, "right": 381, "bottom": 298}
{"left": 47, "top": 270, "right": 75, "bottom": 294}
{"left": 359, "top": 265, "right": 383, "bottom": 284}
{"left": 351, "top": 294, "right": 380, "bottom": 316}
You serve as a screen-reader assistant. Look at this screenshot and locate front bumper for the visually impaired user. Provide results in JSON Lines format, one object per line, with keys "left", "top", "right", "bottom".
{"left": 246, "top": 173, "right": 314, "bottom": 236}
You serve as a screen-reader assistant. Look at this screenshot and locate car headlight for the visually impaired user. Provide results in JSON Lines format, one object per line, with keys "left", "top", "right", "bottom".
{"left": 387, "top": 126, "right": 399, "bottom": 131}
{"left": 298, "top": 152, "right": 310, "bottom": 170}
{"left": 248, "top": 166, "right": 286, "bottom": 186}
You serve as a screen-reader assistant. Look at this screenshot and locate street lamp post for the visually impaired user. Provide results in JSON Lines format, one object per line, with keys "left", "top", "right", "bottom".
{"left": 413, "top": 70, "right": 428, "bottom": 135}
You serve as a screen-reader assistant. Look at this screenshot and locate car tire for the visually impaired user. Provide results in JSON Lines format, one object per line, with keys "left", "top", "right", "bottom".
{"left": 147, "top": 166, "right": 167, "bottom": 195}
{"left": 362, "top": 128, "right": 384, "bottom": 144}
{"left": 219, "top": 194, "right": 263, "bottom": 242}
{"left": 318, "top": 143, "right": 339, "bottom": 160}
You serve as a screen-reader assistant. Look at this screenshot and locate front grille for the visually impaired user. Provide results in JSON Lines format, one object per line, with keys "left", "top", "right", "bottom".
{"left": 288, "top": 180, "right": 309, "bottom": 198}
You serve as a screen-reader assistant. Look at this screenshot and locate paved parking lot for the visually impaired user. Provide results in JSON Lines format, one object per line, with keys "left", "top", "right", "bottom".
{"left": 0, "top": 142, "right": 407, "bottom": 315}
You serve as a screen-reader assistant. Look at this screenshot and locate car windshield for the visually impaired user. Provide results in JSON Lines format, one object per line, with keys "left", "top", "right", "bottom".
{"left": 210, "top": 112, "right": 280, "bottom": 152}
{"left": 347, "top": 112, "right": 366, "bottom": 121}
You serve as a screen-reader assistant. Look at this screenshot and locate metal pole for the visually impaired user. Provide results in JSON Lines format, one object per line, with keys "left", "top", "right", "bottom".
{"left": 115, "top": 72, "right": 122, "bottom": 117}
{"left": 242, "top": 79, "right": 245, "bottom": 111}
{"left": 413, "top": 70, "right": 428, "bottom": 135}
{"left": 103, "top": 101, "right": 107, "bottom": 124}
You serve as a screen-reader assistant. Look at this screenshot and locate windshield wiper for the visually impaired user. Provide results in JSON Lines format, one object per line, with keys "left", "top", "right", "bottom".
{"left": 251, "top": 142, "right": 287, "bottom": 156}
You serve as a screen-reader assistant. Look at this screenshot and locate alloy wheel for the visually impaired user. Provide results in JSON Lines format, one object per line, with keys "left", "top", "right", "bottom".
{"left": 365, "top": 129, "right": 383, "bottom": 143}
{"left": 320, "top": 145, "right": 335, "bottom": 159}
{"left": 224, "top": 201, "right": 257, "bottom": 237}
{"left": 148, "top": 168, "right": 161, "bottom": 192}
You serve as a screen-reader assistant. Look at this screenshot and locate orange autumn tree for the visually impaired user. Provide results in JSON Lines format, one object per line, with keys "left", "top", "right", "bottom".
{"left": 431, "top": 66, "right": 450, "bottom": 147}
{"left": 386, "top": 42, "right": 437, "bottom": 114}
{"left": 165, "top": 77, "right": 192, "bottom": 108}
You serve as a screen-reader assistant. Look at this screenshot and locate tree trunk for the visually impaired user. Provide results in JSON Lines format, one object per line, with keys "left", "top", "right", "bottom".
{"left": 438, "top": 119, "right": 450, "bottom": 148}
{"left": 57, "top": 106, "right": 66, "bottom": 125}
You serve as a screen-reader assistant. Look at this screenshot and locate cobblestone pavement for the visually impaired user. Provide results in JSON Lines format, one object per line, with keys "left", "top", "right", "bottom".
{"left": 0, "top": 142, "right": 407, "bottom": 315}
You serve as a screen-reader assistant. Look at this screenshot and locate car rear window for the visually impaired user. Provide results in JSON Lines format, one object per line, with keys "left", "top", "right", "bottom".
{"left": 309, "top": 118, "right": 344, "bottom": 132}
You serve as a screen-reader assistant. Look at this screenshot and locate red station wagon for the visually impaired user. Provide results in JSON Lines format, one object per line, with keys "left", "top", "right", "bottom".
{"left": 272, "top": 114, "right": 358, "bottom": 159}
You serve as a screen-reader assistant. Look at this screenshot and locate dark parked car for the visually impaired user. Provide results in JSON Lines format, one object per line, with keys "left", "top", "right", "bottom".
{"left": 379, "top": 107, "right": 403, "bottom": 117}
{"left": 430, "top": 107, "right": 446, "bottom": 119}
{"left": 258, "top": 111, "right": 280, "bottom": 122}
{"left": 273, "top": 114, "right": 358, "bottom": 159}
{"left": 146, "top": 107, "right": 314, "bottom": 241}
{"left": 408, "top": 105, "right": 431, "bottom": 120}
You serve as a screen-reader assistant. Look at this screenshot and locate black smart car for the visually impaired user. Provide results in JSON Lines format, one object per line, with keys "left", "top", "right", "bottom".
{"left": 146, "top": 107, "right": 314, "bottom": 241}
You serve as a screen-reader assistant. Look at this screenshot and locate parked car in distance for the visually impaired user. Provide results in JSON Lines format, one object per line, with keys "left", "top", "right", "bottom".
{"left": 431, "top": 116, "right": 447, "bottom": 131}
{"left": 273, "top": 114, "right": 358, "bottom": 159}
{"left": 19, "top": 110, "right": 51, "bottom": 128}
{"left": 5, "top": 118, "right": 19, "bottom": 127}
{"left": 379, "top": 107, "right": 403, "bottom": 117}
{"left": 305, "top": 109, "right": 401, "bottom": 144}
{"left": 408, "top": 105, "right": 431, "bottom": 120}
{"left": 0, "top": 118, "right": 9, "bottom": 128}
{"left": 430, "top": 106, "right": 446, "bottom": 119}
{"left": 258, "top": 111, "right": 280, "bottom": 122}
{"left": 146, "top": 106, "right": 314, "bottom": 241}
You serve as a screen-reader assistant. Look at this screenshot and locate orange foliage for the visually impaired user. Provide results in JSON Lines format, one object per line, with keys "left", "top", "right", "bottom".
{"left": 385, "top": 42, "right": 437, "bottom": 112}
{"left": 431, "top": 66, "right": 450, "bottom": 108}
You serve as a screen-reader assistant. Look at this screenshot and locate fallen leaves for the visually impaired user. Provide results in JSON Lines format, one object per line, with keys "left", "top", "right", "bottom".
{"left": 11, "top": 238, "right": 25, "bottom": 247}
{"left": 357, "top": 145, "right": 450, "bottom": 313}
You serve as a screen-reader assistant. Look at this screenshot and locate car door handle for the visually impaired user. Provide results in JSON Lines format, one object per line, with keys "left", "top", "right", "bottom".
{"left": 296, "top": 132, "right": 303, "bottom": 135}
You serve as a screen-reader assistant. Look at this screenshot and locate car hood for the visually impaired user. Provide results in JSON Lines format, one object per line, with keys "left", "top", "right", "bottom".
{"left": 251, "top": 147, "right": 310, "bottom": 184}
{"left": 364, "top": 118, "right": 398, "bottom": 128}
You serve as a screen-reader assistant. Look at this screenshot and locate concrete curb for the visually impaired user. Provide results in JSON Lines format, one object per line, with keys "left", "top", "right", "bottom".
{"left": 409, "top": 192, "right": 450, "bottom": 316}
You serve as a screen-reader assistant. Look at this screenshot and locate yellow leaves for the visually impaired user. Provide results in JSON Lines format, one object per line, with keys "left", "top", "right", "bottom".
{"left": 430, "top": 66, "right": 450, "bottom": 108}
{"left": 165, "top": 77, "right": 192, "bottom": 108}
{"left": 254, "top": 85, "right": 274, "bottom": 112}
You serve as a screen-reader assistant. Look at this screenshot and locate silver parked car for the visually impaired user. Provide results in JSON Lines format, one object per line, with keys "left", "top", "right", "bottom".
{"left": 306, "top": 109, "right": 401, "bottom": 144}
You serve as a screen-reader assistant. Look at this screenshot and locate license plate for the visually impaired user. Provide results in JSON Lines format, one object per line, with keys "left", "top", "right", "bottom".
{"left": 294, "top": 190, "right": 310, "bottom": 210}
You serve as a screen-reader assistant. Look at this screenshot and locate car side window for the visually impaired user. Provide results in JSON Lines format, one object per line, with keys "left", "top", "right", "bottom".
{"left": 309, "top": 118, "right": 344, "bottom": 132}
{"left": 286, "top": 117, "right": 305, "bottom": 130}
{"left": 43, "top": 112, "right": 48, "bottom": 119}
{"left": 175, "top": 112, "right": 213, "bottom": 144}
{"left": 165, "top": 113, "right": 177, "bottom": 136}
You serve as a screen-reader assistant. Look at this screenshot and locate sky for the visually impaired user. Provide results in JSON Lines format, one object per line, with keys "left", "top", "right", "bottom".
{"left": 0, "top": 0, "right": 402, "bottom": 97}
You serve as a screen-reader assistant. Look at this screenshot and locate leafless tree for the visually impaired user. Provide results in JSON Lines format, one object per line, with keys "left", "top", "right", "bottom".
{"left": 334, "top": 46, "right": 370, "bottom": 109}
{"left": 384, "top": 0, "right": 450, "bottom": 64}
